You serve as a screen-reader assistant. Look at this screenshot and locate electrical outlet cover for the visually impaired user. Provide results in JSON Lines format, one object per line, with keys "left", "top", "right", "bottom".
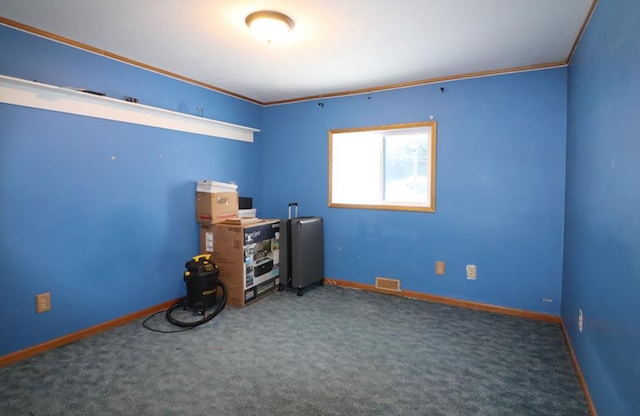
{"left": 466, "top": 265, "right": 477, "bottom": 280}
{"left": 36, "top": 292, "right": 51, "bottom": 313}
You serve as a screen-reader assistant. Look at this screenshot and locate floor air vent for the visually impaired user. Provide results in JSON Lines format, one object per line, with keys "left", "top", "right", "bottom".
{"left": 375, "top": 277, "right": 401, "bottom": 292}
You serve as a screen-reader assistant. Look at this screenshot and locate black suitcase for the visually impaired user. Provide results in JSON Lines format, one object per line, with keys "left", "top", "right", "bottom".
{"left": 278, "top": 202, "right": 324, "bottom": 296}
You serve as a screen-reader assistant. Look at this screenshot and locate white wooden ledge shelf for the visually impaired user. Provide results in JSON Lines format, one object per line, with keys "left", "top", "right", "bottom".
{"left": 0, "top": 74, "right": 259, "bottom": 142}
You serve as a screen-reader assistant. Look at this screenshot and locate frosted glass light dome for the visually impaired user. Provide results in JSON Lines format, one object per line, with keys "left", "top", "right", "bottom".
{"left": 246, "top": 11, "right": 293, "bottom": 42}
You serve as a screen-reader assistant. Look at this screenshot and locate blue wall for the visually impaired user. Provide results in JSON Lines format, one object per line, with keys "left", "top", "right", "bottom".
{"left": 261, "top": 68, "right": 568, "bottom": 315}
{"left": 3, "top": 5, "right": 638, "bottom": 412}
{"left": 0, "top": 25, "right": 263, "bottom": 356}
{"left": 563, "top": 1, "right": 640, "bottom": 415}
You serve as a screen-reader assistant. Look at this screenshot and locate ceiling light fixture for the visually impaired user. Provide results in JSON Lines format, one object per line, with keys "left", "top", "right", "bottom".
{"left": 245, "top": 10, "right": 294, "bottom": 43}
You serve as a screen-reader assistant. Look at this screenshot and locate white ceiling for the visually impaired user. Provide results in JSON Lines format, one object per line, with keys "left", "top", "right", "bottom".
{"left": 0, "top": 0, "right": 595, "bottom": 104}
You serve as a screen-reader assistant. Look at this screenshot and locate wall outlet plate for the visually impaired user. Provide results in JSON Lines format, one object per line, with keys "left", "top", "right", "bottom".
{"left": 36, "top": 292, "right": 51, "bottom": 313}
{"left": 466, "top": 265, "right": 477, "bottom": 280}
{"left": 435, "top": 261, "right": 445, "bottom": 275}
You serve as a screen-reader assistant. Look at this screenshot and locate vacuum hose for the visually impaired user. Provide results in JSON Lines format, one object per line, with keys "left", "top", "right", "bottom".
{"left": 165, "top": 279, "right": 228, "bottom": 328}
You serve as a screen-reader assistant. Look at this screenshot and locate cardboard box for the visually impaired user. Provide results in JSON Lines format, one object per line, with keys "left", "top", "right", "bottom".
{"left": 196, "top": 191, "right": 239, "bottom": 224}
{"left": 200, "top": 219, "right": 280, "bottom": 307}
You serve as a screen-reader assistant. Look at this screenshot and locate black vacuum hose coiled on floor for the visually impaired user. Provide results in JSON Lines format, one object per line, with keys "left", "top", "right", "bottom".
{"left": 165, "top": 279, "right": 228, "bottom": 328}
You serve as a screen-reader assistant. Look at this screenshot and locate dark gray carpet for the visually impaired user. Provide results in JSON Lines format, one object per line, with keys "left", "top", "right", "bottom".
{"left": 0, "top": 285, "right": 589, "bottom": 415}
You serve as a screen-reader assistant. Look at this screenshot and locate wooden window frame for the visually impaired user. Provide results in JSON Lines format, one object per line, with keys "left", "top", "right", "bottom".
{"left": 328, "top": 121, "right": 437, "bottom": 212}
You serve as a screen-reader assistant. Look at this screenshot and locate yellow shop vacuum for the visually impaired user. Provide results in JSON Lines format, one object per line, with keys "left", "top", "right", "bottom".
{"left": 165, "top": 254, "right": 227, "bottom": 328}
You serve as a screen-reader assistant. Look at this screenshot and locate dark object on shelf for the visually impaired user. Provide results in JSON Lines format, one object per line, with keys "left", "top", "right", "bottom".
{"left": 278, "top": 202, "right": 324, "bottom": 296}
{"left": 64, "top": 86, "right": 106, "bottom": 96}
{"left": 239, "top": 197, "right": 253, "bottom": 209}
{"left": 124, "top": 96, "right": 139, "bottom": 103}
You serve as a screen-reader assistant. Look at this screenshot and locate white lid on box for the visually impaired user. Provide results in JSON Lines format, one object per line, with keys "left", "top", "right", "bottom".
{"left": 197, "top": 180, "right": 238, "bottom": 193}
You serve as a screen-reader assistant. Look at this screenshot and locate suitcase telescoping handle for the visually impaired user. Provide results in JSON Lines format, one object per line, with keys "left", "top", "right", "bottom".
{"left": 288, "top": 202, "right": 298, "bottom": 219}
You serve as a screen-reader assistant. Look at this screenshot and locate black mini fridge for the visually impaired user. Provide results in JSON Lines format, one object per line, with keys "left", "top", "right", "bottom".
{"left": 278, "top": 203, "right": 324, "bottom": 296}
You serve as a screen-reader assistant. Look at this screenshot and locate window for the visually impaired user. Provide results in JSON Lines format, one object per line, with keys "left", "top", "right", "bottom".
{"left": 329, "top": 121, "right": 437, "bottom": 212}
